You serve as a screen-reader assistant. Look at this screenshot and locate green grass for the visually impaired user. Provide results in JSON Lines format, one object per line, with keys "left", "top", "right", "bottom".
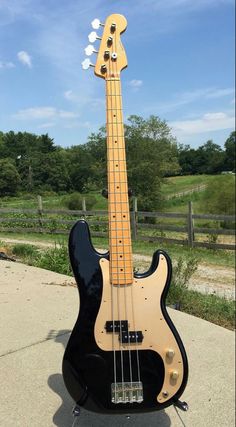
{"left": 167, "top": 284, "right": 235, "bottom": 330}
{"left": 162, "top": 174, "right": 215, "bottom": 196}
{"left": 0, "top": 191, "right": 107, "bottom": 210}
{"left": 0, "top": 231, "right": 235, "bottom": 268}
{"left": 0, "top": 175, "right": 220, "bottom": 211}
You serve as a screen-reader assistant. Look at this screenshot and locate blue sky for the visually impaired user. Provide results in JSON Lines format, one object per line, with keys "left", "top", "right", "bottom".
{"left": 0, "top": 0, "right": 235, "bottom": 148}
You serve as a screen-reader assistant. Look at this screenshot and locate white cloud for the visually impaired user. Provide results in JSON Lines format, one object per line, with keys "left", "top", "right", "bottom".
{"left": 17, "top": 50, "right": 32, "bottom": 68}
{"left": 37, "top": 122, "right": 55, "bottom": 129}
{"left": 147, "top": 87, "right": 235, "bottom": 114}
{"left": 0, "top": 61, "right": 15, "bottom": 69}
{"left": 64, "top": 90, "right": 77, "bottom": 101}
{"left": 170, "top": 111, "right": 235, "bottom": 136}
{"left": 14, "top": 106, "right": 79, "bottom": 120}
{"left": 129, "top": 79, "right": 143, "bottom": 88}
{"left": 59, "top": 110, "right": 78, "bottom": 119}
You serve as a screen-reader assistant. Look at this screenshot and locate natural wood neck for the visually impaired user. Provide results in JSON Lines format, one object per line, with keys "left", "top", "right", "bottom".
{"left": 106, "top": 77, "right": 133, "bottom": 285}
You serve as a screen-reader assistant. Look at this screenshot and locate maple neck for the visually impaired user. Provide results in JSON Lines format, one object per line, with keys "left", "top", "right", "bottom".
{"left": 106, "top": 77, "right": 133, "bottom": 286}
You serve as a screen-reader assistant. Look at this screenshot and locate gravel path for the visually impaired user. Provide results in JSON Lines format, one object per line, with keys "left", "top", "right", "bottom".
{"left": 1, "top": 237, "right": 235, "bottom": 300}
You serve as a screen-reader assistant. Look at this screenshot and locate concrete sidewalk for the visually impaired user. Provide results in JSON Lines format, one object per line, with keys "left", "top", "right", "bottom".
{"left": 0, "top": 260, "right": 235, "bottom": 427}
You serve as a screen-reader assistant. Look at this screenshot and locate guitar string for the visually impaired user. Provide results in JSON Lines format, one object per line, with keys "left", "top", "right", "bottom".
{"left": 114, "top": 38, "right": 133, "bottom": 396}
{"left": 112, "top": 60, "right": 128, "bottom": 398}
{"left": 108, "top": 59, "right": 125, "bottom": 397}
{"left": 106, "top": 73, "right": 117, "bottom": 399}
{"left": 114, "top": 64, "right": 133, "bottom": 394}
{"left": 113, "top": 43, "right": 141, "bottom": 391}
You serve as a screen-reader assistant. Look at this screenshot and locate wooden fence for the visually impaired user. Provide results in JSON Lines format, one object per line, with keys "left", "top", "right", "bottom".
{"left": 0, "top": 198, "right": 235, "bottom": 250}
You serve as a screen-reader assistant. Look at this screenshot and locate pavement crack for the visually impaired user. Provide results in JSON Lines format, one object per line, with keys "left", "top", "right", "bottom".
{"left": 0, "top": 331, "right": 70, "bottom": 358}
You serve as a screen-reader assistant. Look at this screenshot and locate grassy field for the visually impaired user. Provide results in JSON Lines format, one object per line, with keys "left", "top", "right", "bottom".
{"left": 162, "top": 174, "right": 215, "bottom": 196}
{"left": 0, "top": 174, "right": 221, "bottom": 211}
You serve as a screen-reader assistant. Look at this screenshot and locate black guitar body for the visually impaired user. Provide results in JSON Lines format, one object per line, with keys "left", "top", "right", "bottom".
{"left": 62, "top": 220, "right": 188, "bottom": 414}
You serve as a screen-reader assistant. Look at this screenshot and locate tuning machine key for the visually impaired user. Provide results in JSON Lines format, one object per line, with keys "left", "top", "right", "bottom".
{"left": 84, "top": 44, "right": 98, "bottom": 56}
{"left": 81, "top": 58, "right": 95, "bottom": 70}
{"left": 88, "top": 31, "right": 101, "bottom": 43}
{"left": 91, "top": 18, "right": 104, "bottom": 29}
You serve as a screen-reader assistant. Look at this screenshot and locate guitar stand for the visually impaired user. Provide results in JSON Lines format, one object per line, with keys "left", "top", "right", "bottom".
{"left": 174, "top": 399, "right": 189, "bottom": 411}
{"left": 71, "top": 400, "right": 188, "bottom": 425}
{"left": 71, "top": 404, "right": 81, "bottom": 426}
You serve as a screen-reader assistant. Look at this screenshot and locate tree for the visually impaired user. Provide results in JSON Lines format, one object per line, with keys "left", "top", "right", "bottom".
{"left": 33, "top": 150, "right": 71, "bottom": 192}
{"left": 66, "top": 144, "right": 99, "bottom": 192}
{"left": 0, "top": 159, "right": 21, "bottom": 196}
{"left": 224, "top": 131, "right": 235, "bottom": 171}
{"left": 178, "top": 140, "right": 225, "bottom": 175}
{"left": 125, "top": 115, "right": 180, "bottom": 209}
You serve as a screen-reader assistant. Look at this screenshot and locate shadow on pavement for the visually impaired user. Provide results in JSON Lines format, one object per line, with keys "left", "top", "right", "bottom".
{"left": 48, "top": 330, "right": 171, "bottom": 427}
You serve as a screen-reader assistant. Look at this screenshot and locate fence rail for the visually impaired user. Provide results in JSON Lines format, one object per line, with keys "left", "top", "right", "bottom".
{"left": 0, "top": 198, "right": 235, "bottom": 250}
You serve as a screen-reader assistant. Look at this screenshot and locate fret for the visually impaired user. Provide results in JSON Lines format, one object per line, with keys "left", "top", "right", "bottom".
{"left": 107, "top": 147, "right": 126, "bottom": 150}
{"left": 107, "top": 136, "right": 125, "bottom": 140}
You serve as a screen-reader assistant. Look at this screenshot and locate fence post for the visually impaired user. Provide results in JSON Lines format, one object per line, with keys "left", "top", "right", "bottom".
{"left": 37, "top": 195, "right": 43, "bottom": 228}
{"left": 131, "top": 197, "right": 138, "bottom": 240}
{"left": 187, "top": 201, "right": 194, "bottom": 248}
{"left": 82, "top": 197, "right": 86, "bottom": 211}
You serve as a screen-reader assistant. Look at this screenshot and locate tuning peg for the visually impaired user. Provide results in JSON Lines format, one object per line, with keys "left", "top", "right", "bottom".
{"left": 84, "top": 44, "right": 97, "bottom": 56}
{"left": 91, "top": 18, "right": 104, "bottom": 29}
{"left": 81, "top": 58, "right": 94, "bottom": 70}
{"left": 88, "top": 31, "right": 101, "bottom": 43}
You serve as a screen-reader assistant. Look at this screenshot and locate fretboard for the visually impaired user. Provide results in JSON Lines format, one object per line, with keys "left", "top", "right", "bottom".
{"left": 106, "top": 77, "right": 133, "bottom": 286}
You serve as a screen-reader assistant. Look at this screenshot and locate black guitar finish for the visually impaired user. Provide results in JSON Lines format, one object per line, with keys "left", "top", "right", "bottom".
{"left": 62, "top": 220, "right": 188, "bottom": 414}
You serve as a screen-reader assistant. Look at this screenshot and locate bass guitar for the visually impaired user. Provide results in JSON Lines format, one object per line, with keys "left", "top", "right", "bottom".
{"left": 63, "top": 13, "right": 188, "bottom": 415}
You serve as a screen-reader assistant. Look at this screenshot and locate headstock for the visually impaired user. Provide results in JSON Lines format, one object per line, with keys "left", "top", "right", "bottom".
{"left": 82, "top": 14, "right": 127, "bottom": 79}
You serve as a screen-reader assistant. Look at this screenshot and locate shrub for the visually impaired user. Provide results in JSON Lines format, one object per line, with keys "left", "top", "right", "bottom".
{"left": 11, "top": 243, "right": 39, "bottom": 258}
{"left": 201, "top": 175, "right": 235, "bottom": 215}
{"left": 63, "top": 192, "right": 82, "bottom": 210}
{"left": 63, "top": 193, "right": 96, "bottom": 211}
{"left": 34, "top": 244, "right": 71, "bottom": 275}
{"left": 85, "top": 194, "right": 97, "bottom": 210}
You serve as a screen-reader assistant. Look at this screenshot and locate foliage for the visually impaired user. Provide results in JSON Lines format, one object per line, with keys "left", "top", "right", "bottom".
{"left": 167, "top": 286, "right": 235, "bottom": 330}
{"left": 224, "top": 131, "right": 235, "bottom": 172}
{"left": 0, "top": 124, "right": 234, "bottom": 198}
{"left": 172, "top": 255, "right": 199, "bottom": 287}
{"left": 63, "top": 192, "right": 96, "bottom": 210}
{"left": 11, "top": 243, "right": 38, "bottom": 258}
{"left": 201, "top": 175, "right": 235, "bottom": 215}
{"left": 34, "top": 244, "right": 72, "bottom": 275}
{"left": 178, "top": 140, "right": 225, "bottom": 175}
{"left": 0, "top": 159, "right": 21, "bottom": 196}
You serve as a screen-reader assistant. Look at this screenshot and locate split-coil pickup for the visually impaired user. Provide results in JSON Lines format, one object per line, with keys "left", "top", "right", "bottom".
{"left": 105, "top": 320, "right": 143, "bottom": 344}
